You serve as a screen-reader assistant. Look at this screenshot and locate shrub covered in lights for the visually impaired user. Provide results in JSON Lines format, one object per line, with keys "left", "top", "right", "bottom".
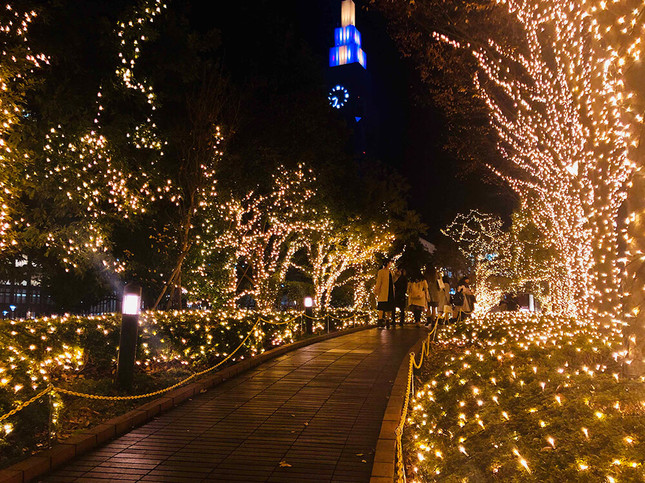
{"left": 405, "top": 313, "right": 645, "bottom": 482}
{"left": 0, "top": 309, "right": 367, "bottom": 466}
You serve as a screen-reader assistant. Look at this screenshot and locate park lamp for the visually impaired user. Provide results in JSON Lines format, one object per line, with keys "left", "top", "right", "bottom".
{"left": 122, "top": 285, "right": 141, "bottom": 315}
{"left": 117, "top": 283, "right": 142, "bottom": 389}
{"left": 303, "top": 296, "right": 314, "bottom": 335}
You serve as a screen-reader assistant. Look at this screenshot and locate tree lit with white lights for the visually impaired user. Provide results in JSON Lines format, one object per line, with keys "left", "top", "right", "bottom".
{"left": 303, "top": 220, "right": 394, "bottom": 309}
{"left": 443, "top": 210, "right": 509, "bottom": 313}
{"left": 435, "top": 0, "right": 644, "bottom": 318}
{"left": 0, "top": 5, "right": 48, "bottom": 254}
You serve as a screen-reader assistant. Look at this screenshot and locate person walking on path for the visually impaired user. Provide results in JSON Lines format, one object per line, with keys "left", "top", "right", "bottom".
{"left": 426, "top": 267, "right": 441, "bottom": 323}
{"left": 456, "top": 276, "right": 475, "bottom": 319}
{"left": 437, "top": 274, "right": 452, "bottom": 321}
{"left": 393, "top": 267, "right": 408, "bottom": 327}
{"left": 407, "top": 271, "right": 430, "bottom": 326}
{"left": 375, "top": 259, "right": 395, "bottom": 328}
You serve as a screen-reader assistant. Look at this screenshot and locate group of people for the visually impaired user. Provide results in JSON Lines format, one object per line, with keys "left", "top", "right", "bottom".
{"left": 374, "top": 260, "right": 475, "bottom": 329}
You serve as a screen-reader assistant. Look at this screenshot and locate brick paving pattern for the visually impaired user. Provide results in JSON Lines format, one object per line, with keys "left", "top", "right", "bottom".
{"left": 41, "top": 326, "right": 423, "bottom": 482}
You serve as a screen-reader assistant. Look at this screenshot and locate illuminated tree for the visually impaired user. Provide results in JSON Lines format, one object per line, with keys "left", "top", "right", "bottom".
{"left": 621, "top": 145, "right": 645, "bottom": 375}
{"left": 151, "top": 71, "right": 229, "bottom": 310}
{"left": 443, "top": 210, "right": 510, "bottom": 313}
{"left": 215, "top": 165, "right": 328, "bottom": 310}
{"left": 378, "top": 0, "right": 644, "bottom": 318}
{"left": 508, "top": 206, "right": 555, "bottom": 310}
{"left": 302, "top": 220, "right": 394, "bottom": 309}
{"left": 0, "top": 5, "right": 48, "bottom": 254}
{"left": 432, "top": 0, "right": 644, "bottom": 317}
{"left": 0, "top": 0, "right": 171, "bottom": 310}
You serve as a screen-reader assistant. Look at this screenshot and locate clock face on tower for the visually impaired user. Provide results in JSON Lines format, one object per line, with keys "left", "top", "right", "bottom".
{"left": 328, "top": 85, "right": 349, "bottom": 109}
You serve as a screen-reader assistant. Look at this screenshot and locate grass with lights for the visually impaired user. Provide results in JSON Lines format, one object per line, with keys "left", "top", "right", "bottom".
{"left": 405, "top": 312, "right": 645, "bottom": 482}
{"left": 0, "top": 309, "right": 367, "bottom": 467}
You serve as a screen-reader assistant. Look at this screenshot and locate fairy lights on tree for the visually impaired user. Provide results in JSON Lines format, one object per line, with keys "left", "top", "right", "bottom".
{"left": 0, "top": 0, "right": 172, "bottom": 284}
{"left": 508, "top": 207, "right": 555, "bottom": 309}
{"left": 435, "top": 0, "right": 643, "bottom": 322}
{"left": 215, "top": 164, "right": 329, "bottom": 310}
{"left": 443, "top": 210, "right": 510, "bottom": 313}
{"left": 302, "top": 221, "right": 394, "bottom": 309}
{"left": 0, "top": 5, "right": 48, "bottom": 254}
{"left": 435, "top": 0, "right": 644, "bottom": 318}
{"left": 152, "top": 70, "right": 228, "bottom": 309}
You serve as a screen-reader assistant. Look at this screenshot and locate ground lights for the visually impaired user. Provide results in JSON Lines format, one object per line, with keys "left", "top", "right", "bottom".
{"left": 0, "top": 308, "right": 370, "bottom": 446}
{"left": 405, "top": 312, "right": 645, "bottom": 481}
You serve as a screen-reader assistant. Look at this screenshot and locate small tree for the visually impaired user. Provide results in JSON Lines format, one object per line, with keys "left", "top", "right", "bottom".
{"left": 442, "top": 210, "right": 510, "bottom": 313}
{"left": 508, "top": 206, "right": 556, "bottom": 310}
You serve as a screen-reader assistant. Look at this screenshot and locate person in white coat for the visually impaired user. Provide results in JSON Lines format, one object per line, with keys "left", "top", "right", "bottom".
{"left": 456, "top": 276, "right": 475, "bottom": 319}
{"left": 375, "top": 259, "right": 395, "bottom": 328}
{"left": 407, "top": 271, "right": 430, "bottom": 326}
{"left": 437, "top": 274, "right": 452, "bottom": 320}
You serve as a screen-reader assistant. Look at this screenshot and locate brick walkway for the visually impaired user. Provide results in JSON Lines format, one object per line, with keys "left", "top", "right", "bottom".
{"left": 41, "top": 326, "right": 423, "bottom": 482}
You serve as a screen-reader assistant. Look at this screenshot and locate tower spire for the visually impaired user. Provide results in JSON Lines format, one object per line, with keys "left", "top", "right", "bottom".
{"left": 329, "top": 0, "right": 366, "bottom": 69}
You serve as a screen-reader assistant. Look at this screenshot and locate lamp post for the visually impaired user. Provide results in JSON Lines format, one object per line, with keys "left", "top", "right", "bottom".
{"left": 116, "top": 283, "right": 142, "bottom": 389}
{"left": 304, "top": 296, "right": 314, "bottom": 334}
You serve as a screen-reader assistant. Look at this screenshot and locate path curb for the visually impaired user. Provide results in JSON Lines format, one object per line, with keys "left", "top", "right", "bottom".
{"left": 370, "top": 328, "right": 427, "bottom": 483}
{"left": 1, "top": 324, "right": 373, "bottom": 483}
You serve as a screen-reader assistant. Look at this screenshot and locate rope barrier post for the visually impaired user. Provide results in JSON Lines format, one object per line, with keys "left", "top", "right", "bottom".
{"left": 410, "top": 353, "right": 416, "bottom": 398}
{"left": 117, "top": 283, "right": 142, "bottom": 390}
{"left": 326, "top": 314, "right": 330, "bottom": 333}
{"left": 48, "top": 389, "right": 54, "bottom": 449}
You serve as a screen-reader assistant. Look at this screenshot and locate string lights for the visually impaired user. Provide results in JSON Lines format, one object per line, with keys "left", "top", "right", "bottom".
{"left": 0, "top": 308, "right": 370, "bottom": 451}
{"left": 303, "top": 221, "right": 394, "bottom": 309}
{"left": 405, "top": 312, "right": 644, "bottom": 481}
{"left": 0, "top": 4, "right": 48, "bottom": 254}
{"left": 214, "top": 164, "right": 331, "bottom": 310}
{"left": 442, "top": 210, "right": 510, "bottom": 313}
{"left": 435, "top": 0, "right": 644, "bottom": 318}
{"left": 0, "top": 0, "right": 173, "bottom": 276}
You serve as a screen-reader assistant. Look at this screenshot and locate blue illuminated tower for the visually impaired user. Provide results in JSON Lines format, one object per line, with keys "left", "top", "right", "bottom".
{"left": 329, "top": 0, "right": 366, "bottom": 69}
{"left": 327, "top": 0, "right": 375, "bottom": 156}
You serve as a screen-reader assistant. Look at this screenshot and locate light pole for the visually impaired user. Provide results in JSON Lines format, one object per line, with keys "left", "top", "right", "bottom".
{"left": 116, "top": 283, "right": 142, "bottom": 390}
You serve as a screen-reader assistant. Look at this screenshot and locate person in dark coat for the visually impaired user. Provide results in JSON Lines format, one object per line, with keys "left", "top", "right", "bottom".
{"left": 393, "top": 268, "right": 408, "bottom": 327}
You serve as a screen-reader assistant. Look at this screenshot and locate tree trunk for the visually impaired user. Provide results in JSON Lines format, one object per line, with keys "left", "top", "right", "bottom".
{"left": 622, "top": 127, "right": 645, "bottom": 377}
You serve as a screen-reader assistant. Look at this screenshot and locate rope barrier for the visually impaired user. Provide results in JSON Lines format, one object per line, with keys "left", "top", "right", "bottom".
{"left": 54, "top": 318, "right": 264, "bottom": 401}
{"left": 394, "top": 320, "right": 440, "bottom": 482}
{"left": 0, "top": 386, "right": 52, "bottom": 422}
{"left": 0, "top": 311, "right": 370, "bottom": 421}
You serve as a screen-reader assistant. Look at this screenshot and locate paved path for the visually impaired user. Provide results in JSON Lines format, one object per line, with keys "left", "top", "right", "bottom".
{"left": 41, "top": 326, "right": 423, "bottom": 482}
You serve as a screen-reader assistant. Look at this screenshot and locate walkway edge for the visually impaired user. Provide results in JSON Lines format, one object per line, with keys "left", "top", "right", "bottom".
{"left": 0, "top": 324, "right": 373, "bottom": 483}
{"left": 370, "top": 328, "right": 426, "bottom": 483}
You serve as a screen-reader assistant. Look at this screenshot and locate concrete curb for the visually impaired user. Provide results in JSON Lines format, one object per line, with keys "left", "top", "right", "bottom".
{"left": 369, "top": 329, "right": 427, "bottom": 483}
{"left": 1, "top": 324, "right": 373, "bottom": 483}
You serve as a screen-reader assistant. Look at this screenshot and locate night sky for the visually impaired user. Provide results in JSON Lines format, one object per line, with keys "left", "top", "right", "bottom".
{"left": 190, "top": 0, "right": 516, "bottom": 240}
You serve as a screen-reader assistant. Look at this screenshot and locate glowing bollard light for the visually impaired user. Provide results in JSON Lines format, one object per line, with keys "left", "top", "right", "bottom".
{"left": 117, "top": 283, "right": 142, "bottom": 390}
{"left": 304, "top": 296, "right": 314, "bottom": 334}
